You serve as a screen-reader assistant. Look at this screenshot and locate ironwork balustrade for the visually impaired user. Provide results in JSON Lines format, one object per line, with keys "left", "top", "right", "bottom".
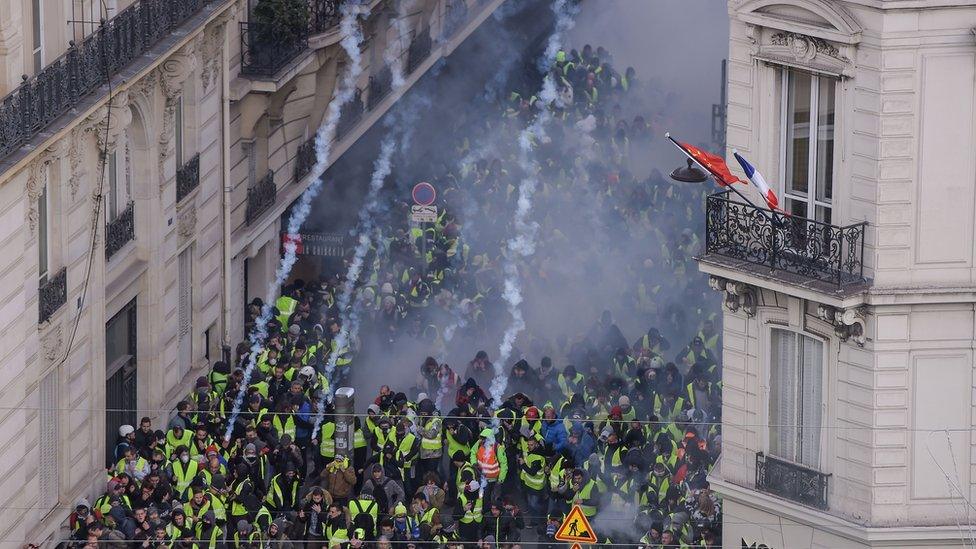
{"left": 246, "top": 171, "right": 277, "bottom": 225}
{"left": 39, "top": 268, "right": 67, "bottom": 324}
{"left": 241, "top": 0, "right": 343, "bottom": 77}
{"left": 407, "top": 29, "right": 432, "bottom": 74}
{"left": 0, "top": 0, "right": 213, "bottom": 162}
{"left": 335, "top": 89, "right": 364, "bottom": 140}
{"left": 105, "top": 202, "right": 135, "bottom": 260}
{"left": 442, "top": 0, "right": 469, "bottom": 39}
{"left": 294, "top": 137, "right": 317, "bottom": 182}
{"left": 176, "top": 153, "right": 200, "bottom": 203}
{"left": 704, "top": 191, "right": 866, "bottom": 286}
{"left": 368, "top": 66, "right": 393, "bottom": 110}
{"left": 755, "top": 452, "right": 829, "bottom": 510}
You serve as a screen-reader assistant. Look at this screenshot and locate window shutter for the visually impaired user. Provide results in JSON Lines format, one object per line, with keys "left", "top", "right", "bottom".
{"left": 769, "top": 329, "right": 798, "bottom": 461}
{"left": 178, "top": 249, "right": 192, "bottom": 377}
{"left": 799, "top": 335, "right": 824, "bottom": 469}
{"left": 39, "top": 369, "right": 59, "bottom": 511}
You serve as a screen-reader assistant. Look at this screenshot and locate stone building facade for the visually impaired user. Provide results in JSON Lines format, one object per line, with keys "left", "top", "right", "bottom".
{"left": 0, "top": 0, "right": 502, "bottom": 542}
{"left": 702, "top": 0, "right": 976, "bottom": 547}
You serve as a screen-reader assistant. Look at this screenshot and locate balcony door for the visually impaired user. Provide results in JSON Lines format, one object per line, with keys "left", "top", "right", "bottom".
{"left": 768, "top": 328, "right": 824, "bottom": 470}
{"left": 780, "top": 69, "right": 835, "bottom": 224}
{"left": 105, "top": 299, "right": 137, "bottom": 466}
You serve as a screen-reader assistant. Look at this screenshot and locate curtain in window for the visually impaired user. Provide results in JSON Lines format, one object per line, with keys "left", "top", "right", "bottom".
{"left": 799, "top": 335, "right": 824, "bottom": 468}
{"left": 769, "top": 328, "right": 797, "bottom": 461}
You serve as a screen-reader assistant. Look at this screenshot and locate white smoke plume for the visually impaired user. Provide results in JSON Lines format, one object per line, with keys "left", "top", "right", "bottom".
{"left": 385, "top": 0, "right": 409, "bottom": 90}
{"left": 223, "top": 1, "right": 368, "bottom": 440}
{"left": 489, "top": 0, "right": 577, "bottom": 407}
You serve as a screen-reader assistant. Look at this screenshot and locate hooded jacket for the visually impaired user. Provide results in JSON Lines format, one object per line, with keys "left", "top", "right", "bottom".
{"left": 361, "top": 463, "right": 406, "bottom": 513}
{"left": 542, "top": 415, "right": 568, "bottom": 452}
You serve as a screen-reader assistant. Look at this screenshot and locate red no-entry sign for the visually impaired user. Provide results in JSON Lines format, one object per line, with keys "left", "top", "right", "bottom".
{"left": 412, "top": 182, "right": 436, "bottom": 206}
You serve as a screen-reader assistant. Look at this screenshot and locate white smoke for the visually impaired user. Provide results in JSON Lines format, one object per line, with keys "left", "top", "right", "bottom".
{"left": 489, "top": 0, "right": 577, "bottom": 407}
{"left": 223, "top": 2, "right": 368, "bottom": 441}
{"left": 385, "top": 0, "right": 409, "bottom": 90}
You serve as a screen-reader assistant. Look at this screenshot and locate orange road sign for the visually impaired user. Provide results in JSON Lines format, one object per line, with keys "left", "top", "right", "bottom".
{"left": 554, "top": 505, "right": 597, "bottom": 544}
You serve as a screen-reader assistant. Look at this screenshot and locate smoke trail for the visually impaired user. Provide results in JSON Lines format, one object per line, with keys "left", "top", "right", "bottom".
{"left": 310, "top": 80, "right": 433, "bottom": 435}
{"left": 385, "top": 0, "right": 409, "bottom": 90}
{"left": 489, "top": 0, "right": 577, "bottom": 407}
{"left": 222, "top": 2, "right": 368, "bottom": 441}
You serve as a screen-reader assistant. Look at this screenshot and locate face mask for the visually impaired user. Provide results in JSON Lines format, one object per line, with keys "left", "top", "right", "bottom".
{"left": 244, "top": 454, "right": 256, "bottom": 463}
{"left": 180, "top": 455, "right": 189, "bottom": 464}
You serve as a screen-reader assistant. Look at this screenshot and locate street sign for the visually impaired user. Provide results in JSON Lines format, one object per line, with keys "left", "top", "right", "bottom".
{"left": 554, "top": 505, "right": 597, "bottom": 544}
{"left": 281, "top": 232, "right": 345, "bottom": 257}
{"left": 412, "top": 181, "right": 437, "bottom": 206}
{"left": 411, "top": 205, "right": 437, "bottom": 223}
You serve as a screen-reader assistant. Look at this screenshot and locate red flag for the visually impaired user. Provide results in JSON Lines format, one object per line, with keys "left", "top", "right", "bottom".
{"left": 668, "top": 135, "right": 743, "bottom": 187}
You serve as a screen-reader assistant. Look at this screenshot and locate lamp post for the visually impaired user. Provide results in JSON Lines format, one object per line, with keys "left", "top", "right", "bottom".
{"left": 669, "top": 157, "right": 709, "bottom": 184}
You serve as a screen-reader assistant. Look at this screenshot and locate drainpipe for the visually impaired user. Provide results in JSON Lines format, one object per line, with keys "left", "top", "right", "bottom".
{"left": 221, "top": 16, "right": 234, "bottom": 356}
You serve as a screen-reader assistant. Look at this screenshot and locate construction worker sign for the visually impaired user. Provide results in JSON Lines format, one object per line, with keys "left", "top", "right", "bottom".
{"left": 554, "top": 504, "right": 597, "bottom": 544}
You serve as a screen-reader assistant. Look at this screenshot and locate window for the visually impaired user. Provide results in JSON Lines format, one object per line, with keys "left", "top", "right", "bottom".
{"left": 769, "top": 328, "right": 824, "bottom": 469}
{"left": 105, "top": 300, "right": 137, "bottom": 466}
{"left": 175, "top": 96, "right": 185, "bottom": 167}
{"left": 38, "top": 171, "right": 49, "bottom": 282}
{"left": 781, "top": 70, "right": 835, "bottom": 224}
{"left": 107, "top": 139, "right": 131, "bottom": 221}
{"left": 38, "top": 368, "right": 59, "bottom": 511}
{"left": 242, "top": 139, "right": 256, "bottom": 188}
{"left": 178, "top": 248, "right": 192, "bottom": 378}
{"left": 31, "top": 0, "right": 43, "bottom": 73}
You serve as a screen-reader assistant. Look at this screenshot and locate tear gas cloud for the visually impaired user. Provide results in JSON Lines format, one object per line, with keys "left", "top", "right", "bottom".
{"left": 294, "top": 0, "right": 729, "bottom": 410}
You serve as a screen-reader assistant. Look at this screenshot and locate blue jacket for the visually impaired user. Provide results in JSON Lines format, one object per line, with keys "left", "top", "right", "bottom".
{"left": 542, "top": 417, "right": 568, "bottom": 452}
{"left": 570, "top": 428, "right": 597, "bottom": 466}
{"left": 295, "top": 401, "right": 313, "bottom": 439}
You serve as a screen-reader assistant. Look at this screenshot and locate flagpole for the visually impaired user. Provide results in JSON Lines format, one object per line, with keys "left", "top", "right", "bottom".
{"left": 666, "top": 133, "right": 778, "bottom": 225}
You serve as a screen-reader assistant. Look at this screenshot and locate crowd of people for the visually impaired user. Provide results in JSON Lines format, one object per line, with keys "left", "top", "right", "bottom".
{"left": 66, "top": 31, "right": 725, "bottom": 549}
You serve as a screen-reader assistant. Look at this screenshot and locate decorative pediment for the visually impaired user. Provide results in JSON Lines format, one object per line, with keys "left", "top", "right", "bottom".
{"left": 736, "top": 0, "right": 861, "bottom": 45}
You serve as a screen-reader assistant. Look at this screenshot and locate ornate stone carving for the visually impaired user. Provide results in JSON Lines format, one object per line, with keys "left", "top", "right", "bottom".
{"left": 200, "top": 21, "right": 227, "bottom": 93}
{"left": 770, "top": 32, "right": 846, "bottom": 62}
{"left": 134, "top": 70, "right": 159, "bottom": 102}
{"left": 85, "top": 91, "right": 132, "bottom": 156}
{"left": 816, "top": 305, "right": 867, "bottom": 346}
{"left": 25, "top": 160, "right": 45, "bottom": 235}
{"left": 177, "top": 204, "right": 197, "bottom": 243}
{"left": 708, "top": 275, "right": 757, "bottom": 317}
{"left": 41, "top": 321, "right": 64, "bottom": 362}
{"left": 68, "top": 127, "right": 86, "bottom": 200}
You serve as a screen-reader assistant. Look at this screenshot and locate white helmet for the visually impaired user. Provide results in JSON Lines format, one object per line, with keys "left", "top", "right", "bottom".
{"left": 119, "top": 424, "right": 135, "bottom": 437}
{"left": 300, "top": 366, "right": 315, "bottom": 379}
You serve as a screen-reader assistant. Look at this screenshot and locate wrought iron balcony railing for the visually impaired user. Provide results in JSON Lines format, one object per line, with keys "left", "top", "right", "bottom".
{"left": 756, "top": 452, "right": 829, "bottom": 510}
{"left": 39, "top": 268, "right": 68, "bottom": 324}
{"left": 407, "top": 29, "right": 432, "bottom": 74}
{"left": 0, "top": 0, "right": 213, "bottom": 162}
{"left": 335, "top": 89, "right": 364, "bottom": 140}
{"left": 294, "top": 137, "right": 317, "bottom": 182}
{"left": 246, "top": 171, "right": 277, "bottom": 225}
{"left": 176, "top": 153, "right": 200, "bottom": 203}
{"left": 240, "top": 0, "right": 343, "bottom": 77}
{"left": 442, "top": 0, "right": 469, "bottom": 40}
{"left": 106, "top": 202, "right": 135, "bottom": 260}
{"left": 704, "top": 191, "right": 866, "bottom": 287}
{"left": 368, "top": 66, "right": 393, "bottom": 110}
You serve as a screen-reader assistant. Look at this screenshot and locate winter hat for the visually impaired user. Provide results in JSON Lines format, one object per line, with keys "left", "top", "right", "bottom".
{"left": 619, "top": 395, "right": 631, "bottom": 407}
{"left": 244, "top": 443, "right": 257, "bottom": 455}
{"left": 288, "top": 324, "right": 301, "bottom": 336}
{"left": 417, "top": 392, "right": 428, "bottom": 403}
{"left": 380, "top": 282, "right": 394, "bottom": 295}
{"left": 393, "top": 502, "right": 407, "bottom": 516}
{"left": 237, "top": 519, "right": 252, "bottom": 533}
{"left": 367, "top": 404, "right": 380, "bottom": 415}
{"left": 75, "top": 498, "right": 91, "bottom": 510}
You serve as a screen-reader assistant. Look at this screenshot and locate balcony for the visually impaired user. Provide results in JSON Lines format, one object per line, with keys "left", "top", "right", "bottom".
{"left": 368, "top": 66, "right": 393, "bottom": 111}
{"left": 176, "top": 153, "right": 200, "bottom": 203}
{"left": 335, "top": 89, "right": 364, "bottom": 140}
{"left": 755, "top": 452, "right": 829, "bottom": 511}
{"left": 39, "top": 268, "right": 68, "bottom": 324}
{"left": 246, "top": 171, "right": 277, "bottom": 225}
{"left": 0, "top": 0, "right": 214, "bottom": 162}
{"left": 240, "top": 0, "right": 343, "bottom": 78}
{"left": 407, "top": 29, "right": 432, "bottom": 74}
{"left": 105, "top": 202, "right": 135, "bottom": 260}
{"left": 702, "top": 191, "right": 868, "bottom": 296}
{"left": 294, "top": 137, "right": 317, "bottom": 182}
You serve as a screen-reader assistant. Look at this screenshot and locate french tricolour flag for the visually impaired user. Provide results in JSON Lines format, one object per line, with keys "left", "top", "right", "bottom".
{"left": 733, "top": 150, "right": 780, "bottom": 211}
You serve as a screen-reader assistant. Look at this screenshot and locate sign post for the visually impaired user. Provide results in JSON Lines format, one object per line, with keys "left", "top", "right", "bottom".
{"left": 411, "top": 182, "right": 437, "bottom": 274}
{"left": 554, "top": 505, "right": 597, "bottom": 547}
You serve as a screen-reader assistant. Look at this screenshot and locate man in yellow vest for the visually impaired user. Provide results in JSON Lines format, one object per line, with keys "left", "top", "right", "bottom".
{"left": 167, "top": 445, "right": 199, "bottom": 499}
{"left": 417, "top": 399, "right": 442, "bottom": 482}
{"left": 518, "top": 436, "right": 548, "bottom": 526}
